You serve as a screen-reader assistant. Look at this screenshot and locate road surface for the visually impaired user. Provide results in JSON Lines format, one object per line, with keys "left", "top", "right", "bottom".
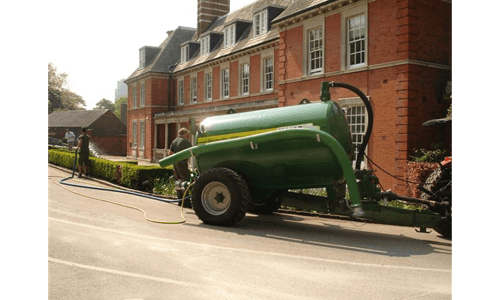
{"left": 48, "top": 166, "right": 451, "bottom": 300}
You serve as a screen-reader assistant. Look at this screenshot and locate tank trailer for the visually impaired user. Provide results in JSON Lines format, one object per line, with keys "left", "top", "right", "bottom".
{"left": 160, "top": 82, "right": 451, "bottom": 238}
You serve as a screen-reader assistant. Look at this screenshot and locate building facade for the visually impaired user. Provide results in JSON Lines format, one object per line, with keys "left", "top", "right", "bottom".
{"left": 124, "top": 0, "right": 451, "bottom": 195}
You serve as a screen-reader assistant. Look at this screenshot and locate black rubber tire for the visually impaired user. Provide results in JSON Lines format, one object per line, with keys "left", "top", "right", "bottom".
{"left": 420, "top": 168, "right": 448, "bottom": 200}
{"left": 421, "top": 167, "right": 452, "bottom": 239}
{"left": 433, "top": 216, "right": 452, "bottom": 239}
{"left": 248, "top": 190, "right": 284, "bottom": 215}
{"left": 191, "top": 168, "right": 250, "bottom": 226}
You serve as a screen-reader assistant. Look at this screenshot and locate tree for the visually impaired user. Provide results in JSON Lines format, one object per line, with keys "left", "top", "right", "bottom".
{"left": 114, "top": 96, "right": 127, "bottom": 119}
{"left": 94, "top": 98, "right": 115, "bottom": 112}
{"left": 61, "top": 90, "right": 86, "bottom": 110}
{"left": 48, "top": 63, "right": 86, "bottom": 113}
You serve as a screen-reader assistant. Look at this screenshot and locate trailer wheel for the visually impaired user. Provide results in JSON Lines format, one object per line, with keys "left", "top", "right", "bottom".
{"left": 421, "top": 167, "right": 452, "bottom": 239}
{"left": 434, "top": 215, "right": 452, "bottom": 239}
{"left": 248, "top": 190, "right": 284, "bottom": 215}
{"left": 420, "top": 167, "right": 450, "bottom": 200}
{"left": 192, "top": 168, "right": 250, "bottom": 226}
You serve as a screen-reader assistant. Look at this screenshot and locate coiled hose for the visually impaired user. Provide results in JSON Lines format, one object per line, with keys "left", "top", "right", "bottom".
{"left": 54, "top": 150, "right": 191, "bottom": 224}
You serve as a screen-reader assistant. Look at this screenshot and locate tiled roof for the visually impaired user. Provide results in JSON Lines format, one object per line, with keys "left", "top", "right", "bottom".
{"left": 174, "top": 0, "right": 291, "bottom": 73}
{"left": 272, "top": 0, "right": 335, "bottom": 23}
{"left": 48, "top": 109, "right": 109, "bottom": 128}
{"left": 125, "top": 0, "right": 336, "bottom": 78}
{"left": 126, "top": 26, "right": 196, "bottom": 81}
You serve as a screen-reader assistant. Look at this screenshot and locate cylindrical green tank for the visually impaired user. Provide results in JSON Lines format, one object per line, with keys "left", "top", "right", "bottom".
{"left": 193, "top": 101, "right": 352, "bottom": 194}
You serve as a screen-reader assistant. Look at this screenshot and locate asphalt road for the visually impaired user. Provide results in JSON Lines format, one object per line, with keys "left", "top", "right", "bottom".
{"left": 48, "top": 166, "right": 452, "bottom": 300}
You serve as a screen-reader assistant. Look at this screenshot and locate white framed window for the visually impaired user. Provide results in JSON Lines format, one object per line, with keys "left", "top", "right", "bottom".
{"left": 339, "top": 97, "right": 369, "bottom": 169}
{"left": 132, "top": 121, "right": 137, "bottom": 148}
{"left": 180, "top": 46, "right": 188, "bottom": 63}
{"left": 223, "top": 25, "right": 235, "bottom": 47}
{"left": 341, "top": 4, "right": 368, "bottom": 70}
{"left": 178, "top": 80, "right": 184, "bottom": 105}
{"left": 263, "top": 57, "right": 273, "bottom": 91}
{"left": 191, "top": 77, "right": 197, "bottom": 104}
{"left": 347, "top": 14, "right": 366, "bottom": 68}
{"left": 221, "top": 68, "right": 230, "bottom": 98}
{"left": 308, "top": 27, "right": 323, "bottom": 75}
{"left": 139, "top": 120, "right": 145, "bottom": 149}
{"left": 240, "top": 63, "right": 249, "bottom": 95}
{"left": 140, "top": 83, "right": 145, "bottom": 107}
{"left": 132, "top": 86, "right": 137, "bottom": 108}
{"left": 200, "top": 36, "right": 210, "bottom": 56}
{"left": 205, "top": 72, "right": 212, "bottom": 101}
{"left": 253, "top": 10, "right": 268, "bottom": 37}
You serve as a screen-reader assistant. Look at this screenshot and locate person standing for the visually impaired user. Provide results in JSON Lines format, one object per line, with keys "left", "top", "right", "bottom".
{"left": 75, "top": 127, "right": 91, "bottom": 178}
{"left": 168, "top": 128, "right": 192, "bottom": 204}
{"left": 65, "top": 129, "right": 76, "bottom": 151}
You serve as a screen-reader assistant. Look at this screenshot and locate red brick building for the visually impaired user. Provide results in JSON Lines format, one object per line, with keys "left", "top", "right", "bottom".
{"left": 48, "top": 109, "right": 127, "bottom": 155}
{"left": 124, "top": 0, "right": 451, "bottom": 194}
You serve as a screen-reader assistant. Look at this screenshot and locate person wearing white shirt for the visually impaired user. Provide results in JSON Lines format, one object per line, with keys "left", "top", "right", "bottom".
{"left": 65, "top": 129, "right": 76, "bottom": 151}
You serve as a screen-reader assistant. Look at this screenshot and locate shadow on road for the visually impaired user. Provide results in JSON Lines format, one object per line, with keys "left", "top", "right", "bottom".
{"left": 184, "top": 211, "right": 451, "bottom": 258}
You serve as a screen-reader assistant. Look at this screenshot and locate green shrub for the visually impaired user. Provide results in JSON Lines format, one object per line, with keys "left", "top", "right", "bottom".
{"left": 48, "top": 149, "right": 174, "bottom": 191}
{"left": 113, "top": 160, "right": 138, "bottom": 165}
{"left": 410, "top": 143, "right": 447, "bottom": 163}
{"left": 151, "top": 176, "right": 176, "bottom": 196}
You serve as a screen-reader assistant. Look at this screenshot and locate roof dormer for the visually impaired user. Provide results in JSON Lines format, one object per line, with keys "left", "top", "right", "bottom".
{"left": 179, "top": 41, "right": 200, "bottom": 63}
{"left": 252, "top": 5, "right": 286, "bottom": 37}
{"left": 139, "top": 46, "right": 161, "bottom": 69}
{"left": 199, "top": 32, "right": 223, "bottom": 56}
{"left": 223, "top": 20, "right": 252, "bottom": 48}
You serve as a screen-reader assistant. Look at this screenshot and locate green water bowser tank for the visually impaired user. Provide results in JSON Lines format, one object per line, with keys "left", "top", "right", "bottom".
{"left": 193, "top": 100, "right": 353, "bottom": 194}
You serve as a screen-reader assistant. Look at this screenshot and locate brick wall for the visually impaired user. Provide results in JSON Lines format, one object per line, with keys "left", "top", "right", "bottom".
{"left": 276, "top": 0, "right": 451, "bottom": 194}
{"left": 197, "top": 71, "right": 205, "bottom": 101}
{"left": 324, "top": 13, "right": 341, "bottom": 72}
{"left": 230, "top": 61, "right": 239, "bottom": 98}
{"left": 91, "top": 135, "right": 127, "bottom": 156}
{"left": 198, "top": 0, "right": 230, "bottom": 35}
{"left": 149, "top": 78, "right": 169, "bottom": 106}
{"left": 250, "top": 54, "right": 260, "bottom": 94}
{"left": 212, "top": 66, "right": 220, "bottom": 99}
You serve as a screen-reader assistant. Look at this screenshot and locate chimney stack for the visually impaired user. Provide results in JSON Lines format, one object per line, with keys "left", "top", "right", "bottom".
{"left": 198, "top": 0, "right": 230, "bottom": 35}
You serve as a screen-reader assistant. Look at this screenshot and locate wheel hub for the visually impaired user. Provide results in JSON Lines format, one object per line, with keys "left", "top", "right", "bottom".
{"left": 201, "top": 181, "right": 231, "bottom": 216}
{"left": 214, "top": 192, "right": 225, "bottom": 204}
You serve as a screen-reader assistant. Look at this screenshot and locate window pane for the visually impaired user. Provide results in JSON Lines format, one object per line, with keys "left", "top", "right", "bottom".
{"left": 347, "top": 14, "right": 366, "bottom": 68}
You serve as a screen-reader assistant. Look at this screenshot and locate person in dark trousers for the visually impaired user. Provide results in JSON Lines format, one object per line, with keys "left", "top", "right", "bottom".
{"left": 168, "top": 128, "right": 192, "bottom": 205}
{"left": 75, "top": 127, "right": 91, "bottom": 178}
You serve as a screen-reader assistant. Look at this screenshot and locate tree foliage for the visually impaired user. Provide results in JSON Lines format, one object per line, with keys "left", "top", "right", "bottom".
{"left": 114, "top": 96, "right": 127, "bottom": 119}
{"left": 48, "top": 63, "right": 86, "bottom": 113}
{"left": 94, "top": 98, "right": 115, "bottom": 112}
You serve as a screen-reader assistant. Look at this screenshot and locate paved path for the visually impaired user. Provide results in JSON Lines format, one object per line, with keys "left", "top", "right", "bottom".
{"left": 97, "top": 155, "right": 159, "bottom": 166}
{"left": 48, "top": 166, "right": 451, "bottom": 300}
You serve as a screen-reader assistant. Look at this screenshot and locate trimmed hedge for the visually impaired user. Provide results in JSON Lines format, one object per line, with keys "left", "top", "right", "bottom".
{"left": 49, "top": 149, "right": 173, "bottom": 192}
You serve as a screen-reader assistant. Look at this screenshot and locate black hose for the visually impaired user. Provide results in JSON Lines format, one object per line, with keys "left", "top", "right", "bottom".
{"left": 59, "top": 149, "right": 187, "bottom": 204}
{"left": 329, "top": 82, "right": 374, "bottom": 171}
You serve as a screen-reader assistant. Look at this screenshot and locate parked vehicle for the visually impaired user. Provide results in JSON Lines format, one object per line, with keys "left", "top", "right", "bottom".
{"left": 160, "top": 82, "right": 452, "bottom": 238}
{"left": 49, "top": 137, "right": 67, "bottom": 147}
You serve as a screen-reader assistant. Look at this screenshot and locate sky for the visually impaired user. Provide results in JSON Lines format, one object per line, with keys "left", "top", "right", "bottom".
{"left": 48, "top": 0, "right": 253, "bottom": 110}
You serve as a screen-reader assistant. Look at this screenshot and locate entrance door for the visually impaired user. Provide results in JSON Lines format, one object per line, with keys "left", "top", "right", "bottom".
{"left": 156, "top": 124, "right": 166, "bottom": 149}
{"left": 168, "top": 123, "right": 177, "bottom": 149}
